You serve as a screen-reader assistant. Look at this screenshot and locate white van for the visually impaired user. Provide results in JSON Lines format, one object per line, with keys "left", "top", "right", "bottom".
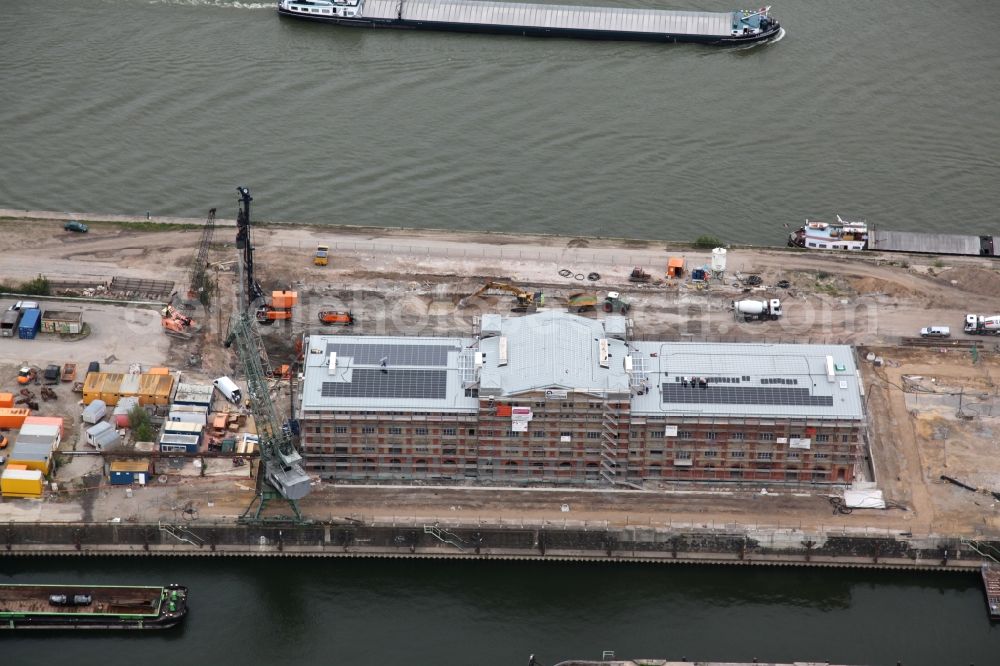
{"left": 213, "top": 376, "right": 243, "bottom": 405}
{"left": 920, "top": 326, "right": 950, "bottom": 338}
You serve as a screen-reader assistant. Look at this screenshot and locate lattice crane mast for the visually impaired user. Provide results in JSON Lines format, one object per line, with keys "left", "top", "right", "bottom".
{"left": 226, "top": 187, "right": 310, "bottom": 522}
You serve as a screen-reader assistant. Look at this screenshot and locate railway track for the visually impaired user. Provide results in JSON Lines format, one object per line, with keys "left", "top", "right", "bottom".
{"left": 899, "top": 336, "right": 994, "bottom": 351}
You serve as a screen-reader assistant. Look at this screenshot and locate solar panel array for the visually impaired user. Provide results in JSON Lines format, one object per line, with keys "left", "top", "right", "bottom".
{"left": 760, "top": 378, "right": 799, "bottom": 385}
{"left": 325, "top": 342, "right": 454, "bottom": 367}
{"left": 321, "top": 369, "right": 448, "bottom": 400}
{"left": 661, "top": 384, "right": 833, "bottom": 407}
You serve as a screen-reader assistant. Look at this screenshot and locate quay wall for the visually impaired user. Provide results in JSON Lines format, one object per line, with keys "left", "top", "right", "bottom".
{"left": 3, "top": 521, "right": 996, "bottom": 570}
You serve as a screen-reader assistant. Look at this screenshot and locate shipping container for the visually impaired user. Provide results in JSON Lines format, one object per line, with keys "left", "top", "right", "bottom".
{"left": 17, "top": 308, "right": 41, "bottom": 339}
{"left": 1, "top": 468, "right": 44, "bottom": 498}
{"left": 0, "top": 408, "right": 30, "bottom": 429}
{"left": 147, "top": 367, "right": 170, "bottom": 375}
{"left": 0, "top": 392, "right": 13, "bottom": 408}
{"left": 86, "top": 422, "right": 120, "bottom": 451}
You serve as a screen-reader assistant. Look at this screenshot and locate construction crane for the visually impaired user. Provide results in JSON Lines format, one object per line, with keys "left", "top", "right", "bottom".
{"left": 226, "top": 187, "right": 310, "bottom": 522}
{"left": 460, "top": 281, "right": 542, "bottom": 312}
{"left": 225, "top": 311, "right": 311, "bottom": 522}
{"left": 185, "top": 207, "right": 217, "bottom": 306}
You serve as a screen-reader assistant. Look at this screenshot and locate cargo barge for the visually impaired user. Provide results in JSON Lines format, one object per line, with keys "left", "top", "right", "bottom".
{"left": 0, "top": 583, "right": 187, "bottom": 630}
{"left": 787, "top": 215, "right": 999, "bottom": 257}
{"left": 277, "top": 0, "right": 783, "bottom": 45}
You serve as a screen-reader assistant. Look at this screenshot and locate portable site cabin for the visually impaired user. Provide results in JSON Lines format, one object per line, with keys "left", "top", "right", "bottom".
{"left": 0, "top": 409, "right": 30, "bottom": 429}
{"left": 23, "top": 415, "right": 64, "bottom": 438}
{"left": 168, "top": 404, "right": 208, "bottom": 426}
{"left": 86, "top": 421, "right": 121, "bottom": 451}
{"left": 173, "top": 383, "right": 214, "bottom": 409}
{"left": 159, "top": 433, "right": 200, "bottom": 453}
{"left": 14, "top": 432, "right": 59, "bottom": 454}
{"left": 667, "top": 257, "right": 686, "bottom": 278}
{"left": 113, "top": 396, "right": 140, "bottom": 428}
{"left": 8, "top": 440, "right": 52, "bottom": 474}
{"left": 1, "top": 468, "right": 44, "bottom": 498}
{"left": 82, "top": 399, "right": 108, "bottom": 425}
{"left": 109, "top": 460, "right": 150, "bottom": 485}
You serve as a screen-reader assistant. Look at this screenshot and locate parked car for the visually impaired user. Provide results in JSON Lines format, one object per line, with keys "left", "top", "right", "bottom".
{"left": 8, "top": 300, "right": 39, "bottom": 312}
{"left": 920, "top": 326, "right": 951, "bottom": 338}
{"left": 64, "top": 220, "right": 89, "bottom": 232}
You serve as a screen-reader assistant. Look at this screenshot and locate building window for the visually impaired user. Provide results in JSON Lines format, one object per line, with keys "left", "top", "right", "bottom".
{"left": 415, "top": 427, "right": 428, "bottom": 435}
{"left": 587, "top": 431, "right": 600, "bottom": 439}
{"left": 443, "top": 428, "right": 457, "bottom": 436}
{"left": 361, "top": 426, "right": 375, "bottom": 434}
{"left": 678, "top": 431, "right": 692, "bottom": 438}
{"left": 760, "top": 433, "right": 774, "bottom": 441}
{"left": 388, "top": 427, "right": 402, "bottom": 435}
{"left": 468, "top": 428, "right": 476, "bottom": 436}
{"left": 705, "top": 450, "right": 718, "bottom": 458}
{"left": 334, "top": 426, "right": 348, "bottom": 434}
{"left": 505, "top": 430, "right": 518, "bottom": 438}
{"left": 560, "top": 431, "right": 571, "bottom": 438}
{"left": 731, "top": 432, "right": 745, "bottom": 440}
{"left": 649, "top": 450, "right": 663, "bottom": 457}
{"left": 706, "top": 432, "right": 717, "bottom": 440}
{"left": 814, "top": 453, "right": 829, "bottom": 460}
{"left": 788, "top": 451, "right": 800, "bottom": 459}
{"left": 815, "top": 434, "right": 830, "bottom": 442}
{"left": 842, "top": 434, "right": 851, "bottom": 443}
{"left": 532, "top": 430, "right": 545, "bottom": 438}
{"left": 650, "top": 430, "right": 664, "bottom": 439}
{"left": 676, "top": 450, "right": 691, "bottom": 459}
{"left": 730, "top": 451, "right": 745, "bottom": 458}
{"left": 757, "top": 451, "right": 773, "bottom": 460}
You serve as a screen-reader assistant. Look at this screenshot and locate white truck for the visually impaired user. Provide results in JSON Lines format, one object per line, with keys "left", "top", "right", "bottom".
{"left": 964, "top": 314, "right": 1000, "bottom": 335}
{"left": 732, "top": 298, "right": 783, "bottom": 322}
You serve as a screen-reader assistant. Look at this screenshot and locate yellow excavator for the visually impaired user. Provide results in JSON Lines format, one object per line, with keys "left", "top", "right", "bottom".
{"left": 460, "top": 282, "right": 542, "bottom": 312}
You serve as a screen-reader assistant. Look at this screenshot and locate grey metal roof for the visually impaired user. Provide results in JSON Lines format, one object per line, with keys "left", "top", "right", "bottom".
{"left": 869, "top": 229, "right": 989, "bottom": 256}
{"left": 301, "top": 334, "right": 479, "bottom": 413}
{"left": 630, "top": 342, "right": 864, "bottom": 420}
{"left": 361, "top": 0, "right": 734, "bottom": 35}
{"left": 478, "top": 310, "right": 630, "bottom": 398}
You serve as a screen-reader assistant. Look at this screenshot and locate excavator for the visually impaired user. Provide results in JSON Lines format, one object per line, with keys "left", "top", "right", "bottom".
{"left": 460, "top": 282, "right": 542, "bottom": 312}
{"left": 161, "top": 305, "right": 195, "bottom": 339}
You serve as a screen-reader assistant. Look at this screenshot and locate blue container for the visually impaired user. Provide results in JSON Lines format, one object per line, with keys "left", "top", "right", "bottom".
{"left": 18, "top": 308, "right": 41, "bottom": 339}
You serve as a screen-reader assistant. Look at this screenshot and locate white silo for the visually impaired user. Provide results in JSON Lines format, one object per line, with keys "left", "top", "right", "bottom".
{"left": 711, "top": 247, "right": 727, "bottom": 276}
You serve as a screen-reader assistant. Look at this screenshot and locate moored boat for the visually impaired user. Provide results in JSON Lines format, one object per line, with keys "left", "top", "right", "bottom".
{"left": 277, "top": 0, "right": 783, "bottom": 45}
{"left": 788, "top": 215, "right": 869, "bottom": 251}
{"left": 0, "top": 583, "right": 187, "bottom": 630}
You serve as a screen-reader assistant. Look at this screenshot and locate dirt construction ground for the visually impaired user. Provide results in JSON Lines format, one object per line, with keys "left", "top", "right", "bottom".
{"left": 3, "top": 209, "right": 1000, "bottom": 538}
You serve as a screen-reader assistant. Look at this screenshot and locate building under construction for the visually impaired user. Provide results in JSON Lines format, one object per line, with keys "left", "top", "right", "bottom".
{"left": 299, "top": 311, "right": 865, "bottom": 486}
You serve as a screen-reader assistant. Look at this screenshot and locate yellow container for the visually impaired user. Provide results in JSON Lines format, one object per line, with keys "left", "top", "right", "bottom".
{"left": 1, "top": 469, "right": 44, "bottom": 498}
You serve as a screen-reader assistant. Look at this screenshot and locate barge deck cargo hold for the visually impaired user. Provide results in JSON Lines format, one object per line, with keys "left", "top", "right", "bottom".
{"left": 0, "top": 583, "right": 187, "bottom": 630}
{"left": 277, "top": 0, "right": 783, "bottom": 45}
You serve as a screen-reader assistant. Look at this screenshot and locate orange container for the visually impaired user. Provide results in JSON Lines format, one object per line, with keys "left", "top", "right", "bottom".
{"left": 0, "top": 408, "right": 30, "bottom": 429}
{"left": 147, "top": 367, "right": 170, "bottom": 375}
{"left": 271, "top": 291, "right": 298, "bottom": 309}
{"left": 0, "top": 392, "right": 13, "bottom": 408}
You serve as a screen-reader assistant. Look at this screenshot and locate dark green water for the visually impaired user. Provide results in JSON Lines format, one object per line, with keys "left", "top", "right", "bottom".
{"left": 2, "top": 558, "right": 999, "bottom": 665}
{"left": 1, "top": 1, "right": 998, "bottom": 242}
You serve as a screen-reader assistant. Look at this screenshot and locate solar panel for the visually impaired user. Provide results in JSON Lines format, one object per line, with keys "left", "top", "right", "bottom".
{"left": 661, "top": 384, "right": 833, "bottom": 407}
{"left": 321, "top": 369, "right": 448, "bottom": 399}
{"left": 324, "top": 342, "right": 455, "bottom": 367}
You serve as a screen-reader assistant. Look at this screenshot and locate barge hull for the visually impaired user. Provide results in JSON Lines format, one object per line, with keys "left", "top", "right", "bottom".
{"left": 277, "top": 7, "right": 782, "bottom": 45}
{"left": 0, "top": 584, "right": 187, "bottom": 631}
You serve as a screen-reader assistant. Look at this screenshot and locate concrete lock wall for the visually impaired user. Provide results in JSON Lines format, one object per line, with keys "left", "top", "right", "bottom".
{"left": 0, "top": 522, "right": 992, "bottom": 570}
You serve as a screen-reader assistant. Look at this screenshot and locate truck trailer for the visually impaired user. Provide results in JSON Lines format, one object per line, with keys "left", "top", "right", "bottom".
{"left": 964, "top": 314, "right": 1000, "bottom": 335}
{"left": 732, "top": 298, "right": 783, "bottom": 322}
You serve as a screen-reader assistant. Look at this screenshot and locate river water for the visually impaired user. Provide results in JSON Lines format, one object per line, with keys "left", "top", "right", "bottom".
{"left": 2, "top": 1, "right": 999, "bottom": 243}
{"left": 3, "top": 2, "right": 1000, "bottom": 662}
{"left": 2, "top": 557, "right": 1000, "bottom": 665}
